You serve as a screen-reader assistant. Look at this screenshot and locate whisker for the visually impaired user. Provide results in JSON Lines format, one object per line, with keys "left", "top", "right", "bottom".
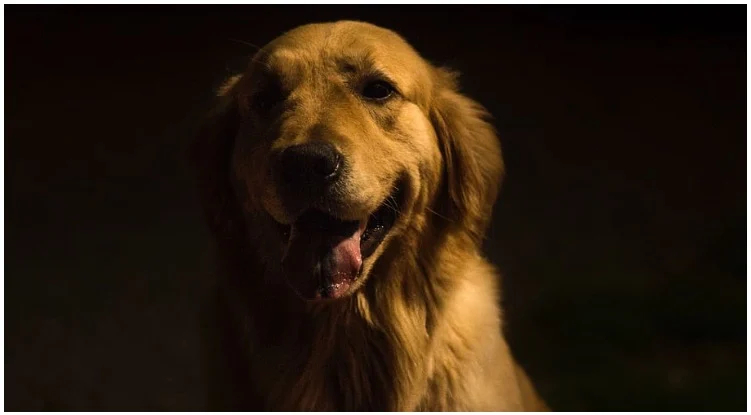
{"left": 228, "top": 37, "right": 263, "bottom": 51}
{"left": 385, "top": 199, "right": 401, "bottom": 215}
{"left": 425, "top": 206, "right": 454, "bottom": 223}
{"left": 227, "top": 38, "right": 274, "bottom": 72}
{"left": 383, "top": 186, "right": 402, "bottom": 215}
{"left": 250, "top": 52, "right": 273, "bottom": 72}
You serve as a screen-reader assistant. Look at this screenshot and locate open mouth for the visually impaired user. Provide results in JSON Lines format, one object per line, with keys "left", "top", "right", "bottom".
{"left": 276, "top": 187, "right": 401, "bottom": 301}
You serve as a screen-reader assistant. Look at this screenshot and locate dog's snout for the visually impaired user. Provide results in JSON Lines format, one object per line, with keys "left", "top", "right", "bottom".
{"left": 279, "top": 142, "right": 342, "bottom": 186}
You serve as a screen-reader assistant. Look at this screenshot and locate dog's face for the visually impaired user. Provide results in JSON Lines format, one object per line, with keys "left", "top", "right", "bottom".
{"left": 195, "top": 21, "right": 503, "bottom": 302}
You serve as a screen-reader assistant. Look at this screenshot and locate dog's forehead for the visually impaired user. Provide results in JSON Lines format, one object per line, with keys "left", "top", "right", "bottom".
{"left": 259, "top": 21, "right": 429, "bottom": 90}
{"left": 269, "top": 21, "right": 416, "bottom": 58}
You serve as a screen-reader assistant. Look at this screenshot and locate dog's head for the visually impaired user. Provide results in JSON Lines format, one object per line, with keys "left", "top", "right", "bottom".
{"left": 193, "top": 21, "right": 503, "bottom": 302}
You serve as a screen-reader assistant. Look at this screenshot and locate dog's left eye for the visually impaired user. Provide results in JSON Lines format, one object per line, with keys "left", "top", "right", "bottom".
{"left": 361, "top": 80, "right": 395, "bottom": 101}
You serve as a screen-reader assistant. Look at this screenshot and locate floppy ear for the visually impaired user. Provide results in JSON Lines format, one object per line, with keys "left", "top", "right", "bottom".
{"left": 189, "top": 75, "right": 244, "bottom": 239}
{"left": 430, "top": 68, "right": 504, "bottom": 245}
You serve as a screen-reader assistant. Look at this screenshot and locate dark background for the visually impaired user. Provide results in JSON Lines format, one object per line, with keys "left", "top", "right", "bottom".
{"left": 5, "top": 5, "right": 746, "bottom": 411}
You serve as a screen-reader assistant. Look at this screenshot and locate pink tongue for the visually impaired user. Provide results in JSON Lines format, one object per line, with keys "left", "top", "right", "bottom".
{"left": 322, "top": 222, "right": 365, "bottom": 297}
{"left": 281, "top": 220, "right": 366, "bottom": 299}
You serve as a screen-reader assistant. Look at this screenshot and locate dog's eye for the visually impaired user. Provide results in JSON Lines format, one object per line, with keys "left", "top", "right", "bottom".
{"left": 361, "top": 80, "right": 395, "bottom": 101}
{"left": 253, "top": 82, "right": 284, "bottom": 113}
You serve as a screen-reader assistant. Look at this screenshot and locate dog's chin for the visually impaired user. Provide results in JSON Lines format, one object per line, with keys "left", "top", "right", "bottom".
{"left": 271, "top": 187, "right": 403, "bottom": 302}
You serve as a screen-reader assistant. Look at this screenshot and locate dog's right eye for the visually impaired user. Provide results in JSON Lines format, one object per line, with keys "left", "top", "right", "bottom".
{"left": 361, "top": 80, "right": 395, "bottom": 101}
{"left": 253, "top": 82, "right": 284, "bottom": 113}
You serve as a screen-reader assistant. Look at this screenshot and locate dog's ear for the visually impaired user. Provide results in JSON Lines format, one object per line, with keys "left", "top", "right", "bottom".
{"left": 189, "top": 74, "right": 244, "bottom": 238}
{"left": 430, "top": 68, "right": 504, "bottom": 244}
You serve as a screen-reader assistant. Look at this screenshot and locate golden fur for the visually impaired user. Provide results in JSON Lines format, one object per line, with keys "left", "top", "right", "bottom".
{"left": 192, "top": 21, "right": 547, "bottom": 411}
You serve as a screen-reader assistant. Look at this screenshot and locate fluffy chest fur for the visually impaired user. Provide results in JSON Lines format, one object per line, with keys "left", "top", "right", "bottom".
{"left": 221, "top": 237, "right": 521, "bottom": 412}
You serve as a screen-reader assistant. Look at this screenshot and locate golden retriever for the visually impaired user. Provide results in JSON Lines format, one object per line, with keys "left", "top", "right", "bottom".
{"left": 192, "top": 21, "right": 548, "bottom": 411}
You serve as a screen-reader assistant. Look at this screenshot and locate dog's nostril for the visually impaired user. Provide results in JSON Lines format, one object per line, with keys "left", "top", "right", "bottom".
{"left": 279, "top": 142, "right": 342, "bottom": 185}
{"left": 312, "top": 152, "right": 340, "bottom": 178}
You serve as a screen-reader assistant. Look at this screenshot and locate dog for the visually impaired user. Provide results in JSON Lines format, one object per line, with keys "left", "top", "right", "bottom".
{"left": 192, "top": 20, "right": 548, "bottom": 411}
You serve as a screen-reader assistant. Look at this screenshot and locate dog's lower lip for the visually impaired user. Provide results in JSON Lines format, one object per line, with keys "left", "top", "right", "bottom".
{"left": 360, "top": 188, "right": 401, "bottom": 259}
{"left": 361, "top": 217, "right": 386, "bottom": 258}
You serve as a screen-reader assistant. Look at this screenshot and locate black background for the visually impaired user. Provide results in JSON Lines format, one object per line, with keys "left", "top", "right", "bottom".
{"left": 5, "top": 5, "right": 746, "bottom": 411}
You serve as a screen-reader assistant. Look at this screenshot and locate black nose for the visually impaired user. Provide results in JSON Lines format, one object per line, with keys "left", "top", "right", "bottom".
{"left": 278, "top": 142, "right": 342, "bottom": 187}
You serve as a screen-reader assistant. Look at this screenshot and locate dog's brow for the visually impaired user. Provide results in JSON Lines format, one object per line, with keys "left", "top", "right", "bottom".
{"left": 336, "top": 53, "right": 396, "bottom": 85}
{"left": 335, "top": 48, "right": 379, "bottom": 71}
